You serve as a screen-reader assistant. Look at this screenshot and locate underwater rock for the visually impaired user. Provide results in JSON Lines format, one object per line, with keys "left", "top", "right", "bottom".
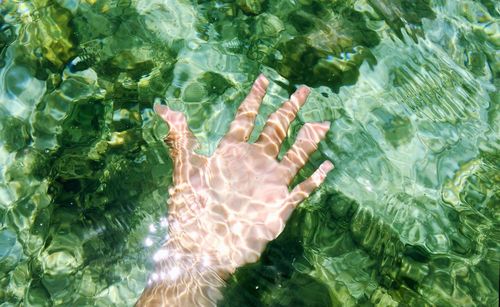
{"left": 20, "top": 1, "right": 76, "bottom": 71}
{"left": 195, "top": 0, "right": 379, "bottom": 91}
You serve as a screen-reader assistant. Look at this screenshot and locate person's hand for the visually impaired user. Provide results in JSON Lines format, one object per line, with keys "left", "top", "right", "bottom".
{"left": 154, "top": 74, "right": 333, "bottom": 275}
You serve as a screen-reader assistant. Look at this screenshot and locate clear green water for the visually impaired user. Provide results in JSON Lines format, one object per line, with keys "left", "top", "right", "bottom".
{"left": 0, "top": 0, "right": 499, "bottom": 306}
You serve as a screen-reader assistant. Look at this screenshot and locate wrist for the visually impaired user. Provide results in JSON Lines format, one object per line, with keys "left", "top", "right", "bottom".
{"left": 152, "top": 238, "right": 234, "bottom": 281}
{"left": 139, "top": 240, "right": 228, "bottom": 306}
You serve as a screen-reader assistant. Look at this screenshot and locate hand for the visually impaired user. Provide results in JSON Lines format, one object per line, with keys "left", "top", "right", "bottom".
{"left": 154, "top": 74, "right": 333, "bottom": 275}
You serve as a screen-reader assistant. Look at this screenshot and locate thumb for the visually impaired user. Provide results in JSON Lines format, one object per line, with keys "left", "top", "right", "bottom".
{"left": 154, "top": 104, "right": 190, "bottom": 133}
{"left": 154, "top": 104, "right": 198, "bottom": 184}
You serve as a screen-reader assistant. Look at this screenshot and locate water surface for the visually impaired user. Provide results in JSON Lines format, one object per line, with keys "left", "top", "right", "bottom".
{"left": 0, "top": 0, "right": 498, "bottom": 306}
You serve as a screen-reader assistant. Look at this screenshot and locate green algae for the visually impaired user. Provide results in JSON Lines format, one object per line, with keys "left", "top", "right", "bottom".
{"left": 0, "top": 0, "right": 499, "bottom": 306}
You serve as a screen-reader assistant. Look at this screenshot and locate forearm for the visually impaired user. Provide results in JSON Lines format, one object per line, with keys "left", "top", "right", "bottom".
{"left": 136, "top": 240, "right": 230, "bottom": 307}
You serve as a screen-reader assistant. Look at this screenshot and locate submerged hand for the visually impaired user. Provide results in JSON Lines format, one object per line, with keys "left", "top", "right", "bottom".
{"left": 138, "top": 74, "right": 333, "bottom": 306}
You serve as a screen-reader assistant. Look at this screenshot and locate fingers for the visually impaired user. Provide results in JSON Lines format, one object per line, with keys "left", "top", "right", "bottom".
{"left": 255, "top": 86, "right": 310, "bottom": 157}
{"left": 280, "top": 121, "right": 331, "bottom": 183}
{"left": 155, "top": 104, "right": 198, "bottom": 185}
{"left": 281, "top": 160, "right": 334, "bottom": 218}
{"left": 219, "top": 74, "right": 269, "bottom": 147}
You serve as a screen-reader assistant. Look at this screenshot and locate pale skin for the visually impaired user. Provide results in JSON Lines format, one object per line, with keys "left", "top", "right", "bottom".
{"left": 136, "top": 74, "right": 334, "bottom": 306}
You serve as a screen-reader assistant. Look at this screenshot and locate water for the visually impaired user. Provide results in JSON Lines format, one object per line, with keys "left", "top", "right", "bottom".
{"left": 0, "top": 0, "right": 498, "bottom": 306}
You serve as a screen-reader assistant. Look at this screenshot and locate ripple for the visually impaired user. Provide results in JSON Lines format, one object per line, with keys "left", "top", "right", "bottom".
{"left": 0, "top": 0, "right": 498, "bottom": 305}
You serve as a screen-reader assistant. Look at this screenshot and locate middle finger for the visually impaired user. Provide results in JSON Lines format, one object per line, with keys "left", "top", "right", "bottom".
{"left": 255, "top": 86, "right": 310, "bottom": 157}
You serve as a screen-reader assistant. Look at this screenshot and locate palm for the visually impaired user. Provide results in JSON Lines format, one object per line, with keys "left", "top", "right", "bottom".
{"left": 155, "top": 75, "right": 333, "bottom": 272}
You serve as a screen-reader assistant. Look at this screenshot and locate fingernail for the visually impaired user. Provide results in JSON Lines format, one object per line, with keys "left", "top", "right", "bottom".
{"left": 258, "top": 73, "right": 269, "bottom": 86}
{"left": 322, "top": 160, "right": 334, "bottom": 172}
{"left": 154, "top": 104, "right": 170, "bottom": 115}
{"left": 321, "top": 121, "right": 331, "bottom": 129}
{"left": 291, "top": 86, "right": 310, "bottom": 106}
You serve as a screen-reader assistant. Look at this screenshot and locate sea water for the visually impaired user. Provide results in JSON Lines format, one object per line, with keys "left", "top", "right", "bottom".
{"left": 0, "top": 0, "right": 498, "bottom": 306}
